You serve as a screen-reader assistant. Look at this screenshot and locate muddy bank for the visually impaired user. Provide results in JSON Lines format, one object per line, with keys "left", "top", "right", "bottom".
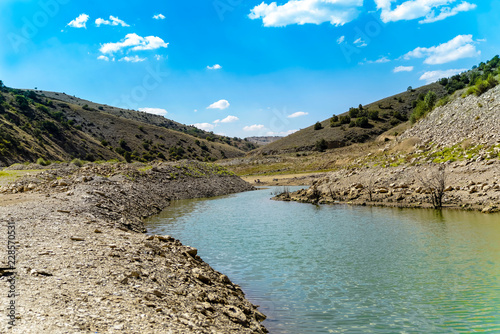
{"left": 275, "top": 160, "right": 500, "bottom": 213}
{"left": 0, "top": 161, "right": 268, "bottom": 333}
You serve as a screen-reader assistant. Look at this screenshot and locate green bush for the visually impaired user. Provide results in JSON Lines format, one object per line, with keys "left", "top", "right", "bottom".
{"left": 314, "top": 121, "right": 323, "bottom": 130}
{"left": 71, "top": 158, "right": 84, "bottom": 167}
{"left": 315, "top": 139, "right": 327, "bottom": 152}
{"left": 355, "top": 117, "right": 369, "bottom": 128}
{"left": 36, "top": 157, "right": 50, "bottom": 166}
{"left": 368, "top": 110, "right": 379, "bottom": 120}
{"left": 339, "top": 115, "right": 351, "bottom": 124}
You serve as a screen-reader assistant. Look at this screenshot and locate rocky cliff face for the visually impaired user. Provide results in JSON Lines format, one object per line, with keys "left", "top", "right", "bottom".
{"left": 400, "top": 85, "right": 500, "bottom": 147}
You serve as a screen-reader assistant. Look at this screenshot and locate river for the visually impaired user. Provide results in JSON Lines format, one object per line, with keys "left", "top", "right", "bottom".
{"left": 146, "top": 187, "right": 500, "bottom": 333}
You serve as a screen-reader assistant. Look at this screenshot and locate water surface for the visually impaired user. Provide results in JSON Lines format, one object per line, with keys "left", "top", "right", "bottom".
{"left": 146, "top": 187, "right": 500, "bottom": 333}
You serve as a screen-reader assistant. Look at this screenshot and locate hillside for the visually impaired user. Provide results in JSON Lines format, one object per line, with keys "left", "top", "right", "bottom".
{"left": 256, "top": 82, "right": 447, "bottom": 154}
{"left": 35, "top": 90, "right": 257, "bottom": 152}
{"left": 257, "top": 56, "right": 500, "bottom": 155}
{"left": 0, "top": 85, "right": 247, "bottom": 167}
{"left": 245, "top": 136, "right": 282, "bottom": 146}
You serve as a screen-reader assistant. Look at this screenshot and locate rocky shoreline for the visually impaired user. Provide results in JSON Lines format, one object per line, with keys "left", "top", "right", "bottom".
{"left": 274, "top": 160, "right": 500, "bottom": 214}
{"left": 0, "top": 161, "right": 268, "bottom": 333}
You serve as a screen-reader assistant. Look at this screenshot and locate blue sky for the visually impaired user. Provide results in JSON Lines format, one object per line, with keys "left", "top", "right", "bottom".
{"left": 0, "top": 0, "right": 498, "bottom": 137}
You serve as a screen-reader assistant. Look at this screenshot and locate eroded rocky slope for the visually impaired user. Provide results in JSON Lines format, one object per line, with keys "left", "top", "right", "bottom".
{"left": 0, "top": 161, "right": 268, "bottom": 333}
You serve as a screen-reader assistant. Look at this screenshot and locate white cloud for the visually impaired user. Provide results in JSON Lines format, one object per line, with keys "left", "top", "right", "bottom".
{"left": 363, "top": 56, "right": 390, "bottom": 64}
{"left": 243, "top": 124, "right": 265, "bottom": 132}
{"left": 375, "top": 0, "right": 477, "bottom": 24}
{"left": 403, "top": 34, "right": 480, "bottom": 65}
{"left": 95, "top": 15, "right": 130, "bottom": 27}
{"left": 138, "top": 107, "right": 168, "bottom": 116}
{"left": 97, "top": 55, "right": 109, "bottom": 61}
{"left": 153, "top": 14, "right": 166, "bottom": 20}
{"left": 220, "top": 115, "right": 239, "bottom": 123}
{"left": 420, "top": 2, "right": 477, "bottom": 23}
{"left": 119, "top": 55, "right": 146, "bottom": 63}
{"left": 419, "top": 68, "right": 467, "bottom": 84}
{"left": 207, "top": 99, "right": 230, "bottom": 110}
{"left": 287, "top": 111, "right": 308, "bottom": 118}
{"left": 207, "top": 64, "right": 222, "bottom": 70}
{"left": 337, "top": 35, "right": 345, "bottom": 44}
{"left": 354, "top": 37, "right": 367, "bottom": 47}
{"left": 249, "top": 0, "right": 363, "bottom": 27}
{"left": 100, "top": 33, "right": 169, "bottom": 55}
{"left": 393, "top": 65, "right": 414, "bottom": 72}
{"left": 193, "top": 123, "right": 216, "bottom": 131}
{"left": 67, "top": 14, "right": 89, "bottom": 29}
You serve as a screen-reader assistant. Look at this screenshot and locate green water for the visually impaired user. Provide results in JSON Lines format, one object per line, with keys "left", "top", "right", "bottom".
{"left": 146, "top": 187, "right": 500, "bottom": 333}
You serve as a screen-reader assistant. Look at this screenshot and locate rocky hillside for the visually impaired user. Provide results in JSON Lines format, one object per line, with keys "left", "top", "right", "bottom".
{"left": 0, "top": 85, "right": 251, "bottom": 167}
{"left": 401, "top": 84, "right": 500, "bottom": 148}
{"left": 245, "top": 136, "right": 282, "bottom": 146}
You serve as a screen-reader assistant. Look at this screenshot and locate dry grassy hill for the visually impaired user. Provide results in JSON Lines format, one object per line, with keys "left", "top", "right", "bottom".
{"left": 0, "top": 86, "right": 247, "bottom": 167}
{"left": 257, "top": 83, "right": 447, "bottom": 154}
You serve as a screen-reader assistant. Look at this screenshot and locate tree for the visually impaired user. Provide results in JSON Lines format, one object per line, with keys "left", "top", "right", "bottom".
{"left": 418, "top": 165, "right": 446, "bottom": 209}
{"left": 407, "top": 86, "right": 413, "bottom": 92}
{"left": 424, "top": 91, "right": 437, "bottom": 111}
{"left": 314, "top": 121, "right": 323, "bottom": 130}
{"left": 315, "top": 139, "right": 327, "bottom": 152}
{"left": 15, "top": 95, "right": 29, "bottom": 110}
{"left": 0, "top": 80, "right": 5, "bottom": 91}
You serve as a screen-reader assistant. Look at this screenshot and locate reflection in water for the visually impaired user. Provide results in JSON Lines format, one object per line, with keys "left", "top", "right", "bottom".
{"left": 146, "top": 188, "right": 500, "bottom": 333}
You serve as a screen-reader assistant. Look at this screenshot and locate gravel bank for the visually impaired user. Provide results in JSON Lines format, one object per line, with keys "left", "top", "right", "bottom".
{"left": 0, "top": 161, "right": 268, "bottom": 333}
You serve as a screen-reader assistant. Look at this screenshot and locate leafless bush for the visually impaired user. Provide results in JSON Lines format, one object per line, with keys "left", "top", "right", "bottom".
{"left": 418, "top": 165, "right": 446, "bottom": 209}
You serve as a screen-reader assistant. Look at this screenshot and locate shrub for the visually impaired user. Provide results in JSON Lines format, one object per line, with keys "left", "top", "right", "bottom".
{"left": 348, "top": 107, "right": 359, "bottom": 118}
{"left": 331, "top": 115, "right": 338, "bottom": 122}
{"left": 314, "top": 121, "right": 323, "bottom": 130}
{"left": 315, "top": 139, "right": 327, "bottom": 152}
{"left": 15, "top": 95, "right": 30, "bottom": 110}
{"left": 355, "top": 117, "right": 369, "bottom": 128}
{"left": 368, "top": 110, "right": 379, "bottom": 120}
{"left": 36, "top": 157, "right": 50, "bottom": 166}
{"left": 339, "top": 115, "right": 351, "bottom": 124}
{"left": 71, "top": 158, "right": 84, "bottom": 167}
{"left": 349, "top": 120, "right": 355, "bottom": 127}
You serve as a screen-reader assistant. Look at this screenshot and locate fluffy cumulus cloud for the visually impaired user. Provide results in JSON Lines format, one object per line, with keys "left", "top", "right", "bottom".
{"left": 419, "top": 68, "right": 467, "bottom": 83}
{"left": 207, "top": 64, "right": 222, "bottom": 70}
{"left": 220, "top": 115, "right": 239, "bottom": 123}
{"left": 207, "top": 99, "right": 230, "bottom": 110}
{"left": 375, "top": 0, "right": 477, "bottom": 24}
{"left": 287, "top": 111, "right": 308, "bottom": 118}
{"left": 95, "top": 16, "right": 130, "bottom": 27}
{"left": 153, "top": 14, "right": 166, "bottom": 20}
{"left": 249, "top": 0, "right": 363, "bottom": 27}
{"left": 67, "top": 14, "right": 89, "bottom": 28}
{"left": 393, "top": 65, "right": 414, "bottom": 72}
{"left": 97, "top": 55, "right": 110, "bottom": 61}
{"left": 100, "top": 33, "right": 169, "bottom": 55}
{"left": 403, "top": 34, "right": 480, "bottom": 65}
{"left": 243, "top": 124, "right": 265, "bottom": 132}
{"left": 138, "top": 107, "right": 168, "bottom": 116}
{"left": 193, "top": 123, "right": 216, "bottom": 131}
